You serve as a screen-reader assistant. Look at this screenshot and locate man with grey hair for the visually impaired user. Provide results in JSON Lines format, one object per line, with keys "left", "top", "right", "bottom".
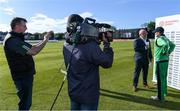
{"left": 133, "top": 29, "right": 153, "bottom": 92}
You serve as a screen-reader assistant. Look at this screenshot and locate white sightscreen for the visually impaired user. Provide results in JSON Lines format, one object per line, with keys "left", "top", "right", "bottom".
{"left": 153, "top": 14, "right": 180, "bottom": 90}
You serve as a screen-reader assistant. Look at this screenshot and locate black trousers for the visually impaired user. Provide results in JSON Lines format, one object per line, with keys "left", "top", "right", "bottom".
{"left": 133, "top": 60, "right": 149, "bottom": 87}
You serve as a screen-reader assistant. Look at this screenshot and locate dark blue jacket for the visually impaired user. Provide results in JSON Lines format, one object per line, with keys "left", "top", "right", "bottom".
{"left": 63, "top": 41, "right": 113, "bottom": 104}
{"left": 134, "top": 38, "right": 153, "bottom": 62}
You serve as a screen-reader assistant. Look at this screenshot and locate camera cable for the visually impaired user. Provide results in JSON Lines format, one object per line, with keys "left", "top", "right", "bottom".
{"left": 50, "top": 45, "right": 75, "bottom": 111}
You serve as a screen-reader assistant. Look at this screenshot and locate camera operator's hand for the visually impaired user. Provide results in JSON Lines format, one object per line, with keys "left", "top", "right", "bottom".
{"left": 102, "top": 33, "right": 108, "bottom": 43}
{"left": 102, "top": 33, "right": 110, "bottom": 49}
{"left": 43, "top": 31, "right": 52, "bottom": 42}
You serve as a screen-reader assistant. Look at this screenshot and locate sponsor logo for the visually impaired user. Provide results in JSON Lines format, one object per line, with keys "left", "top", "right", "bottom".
{"left": 22, "top": 45, "right": 30, "bottom": 51}
{"left": 159, "top": 20, "right": 179, "bottom": 26}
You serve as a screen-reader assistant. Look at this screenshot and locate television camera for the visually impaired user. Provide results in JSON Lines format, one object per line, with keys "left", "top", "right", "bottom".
{"left": 65, "top": 14, "right": 114, "bottom": 45}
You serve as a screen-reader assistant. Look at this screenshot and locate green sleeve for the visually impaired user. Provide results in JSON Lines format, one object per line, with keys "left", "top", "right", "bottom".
{"left": 168, "top": 40, "right": 175, "bottom": 54}
{"left": 157, "top": 37, "right": 168, "bottom": 54}
{"left": 157, "top": 37, "right": 167, "bottom": 46}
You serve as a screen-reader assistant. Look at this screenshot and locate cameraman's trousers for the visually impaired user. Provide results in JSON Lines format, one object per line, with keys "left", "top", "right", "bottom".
{"left": 155, "top": 60, "right": 169, "bottom": 101}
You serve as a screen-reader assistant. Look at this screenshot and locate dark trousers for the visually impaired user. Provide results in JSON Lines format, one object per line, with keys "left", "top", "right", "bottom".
{"left": 70, "top": 99, "right": 98, "bottom": 110}
{"left": 133, "top": 60, "right": 149, "bottom": 87}
{"left": 13, "top": 75, "right": 34, "bottom": 110}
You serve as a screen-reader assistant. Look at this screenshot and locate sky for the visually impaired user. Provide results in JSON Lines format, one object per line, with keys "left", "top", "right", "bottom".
{"left": 0, "top": 0, "right": 180, "bottom": 33}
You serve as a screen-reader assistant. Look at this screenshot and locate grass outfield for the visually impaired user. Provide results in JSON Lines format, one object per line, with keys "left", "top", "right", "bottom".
{"left": 0, "top": 41, "right": 180, "bottom": 110}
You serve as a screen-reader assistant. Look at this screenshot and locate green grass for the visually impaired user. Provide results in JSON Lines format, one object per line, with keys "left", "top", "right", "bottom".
{"left": 0, "top": 41, "right": 180, "bottom": 110}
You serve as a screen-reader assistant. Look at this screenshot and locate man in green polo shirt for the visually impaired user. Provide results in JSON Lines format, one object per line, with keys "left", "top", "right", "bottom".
{"left": 151, "top": 27, "right": 175, "bottom": 102}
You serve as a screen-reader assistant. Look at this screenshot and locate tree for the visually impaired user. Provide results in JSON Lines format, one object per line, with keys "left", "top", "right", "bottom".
{"left": 141, "top": 21, "right": 155, "bottom": 31}
{"left": 141, "top": 23, "right": 148, "bottom": 28}
{"left": 33, "top": 32, "right": 42, "bottom": 40}
{"left": 147, "top": 21, "right": 155, "bottom": 31}
{"left": 54, "top": 33, "right": 64, "bottom": 40}
{"left": 147, "top": 21, "right": 155, "bottom": 39}
{"left": 141, "top": 21, "right": 155, "bottom": 39}
{"left": 49, "top": 31, "right": 54, "bottom": 40}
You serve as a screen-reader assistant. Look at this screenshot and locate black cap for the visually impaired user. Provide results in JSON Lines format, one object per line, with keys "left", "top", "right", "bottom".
{"left": 153, "top": 27, "right": 164, "bottom": 33}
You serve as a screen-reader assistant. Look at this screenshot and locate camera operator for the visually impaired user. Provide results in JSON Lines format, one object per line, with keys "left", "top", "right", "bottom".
{"left": 3, "top": 17, "right": 51, "bottom": 110}
{"left": 63, "top": 14, "right": 114, "bottom": 110}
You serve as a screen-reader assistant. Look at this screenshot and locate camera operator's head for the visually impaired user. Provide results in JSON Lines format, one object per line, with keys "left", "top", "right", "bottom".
{"left": 66, "top": 14, "right": 84, "bottom": 34}
{"left": 65, "top": 14, "right": 113, "bottom": 45}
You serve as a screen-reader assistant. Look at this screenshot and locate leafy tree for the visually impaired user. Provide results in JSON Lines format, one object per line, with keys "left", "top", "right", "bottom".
{"left": 141, "top": 21, "right": 155, "bottom": 39}
{"left": 33, "top": 32, "right": 42, "bottom": 40}
{"left": 54, "top": 33, "right": 64, "bottom": 40}
{"left": 147, "top": 21, "right": 155, "bottom": 31}
{"left": 50, "top": 31, "right": 54, "bottom": 40}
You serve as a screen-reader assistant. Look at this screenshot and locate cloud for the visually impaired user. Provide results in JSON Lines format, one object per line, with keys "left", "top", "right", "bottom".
{"left": 3, "top": 8, "right": 15, "bottom": 15}
{"left": 80, "top": 12, "right": 93, "bottom": 18}
{"left": 0, "top": 24, "right": 10, "bottom": 32}
{"left": 0, "top": 12, "right": 115, "bottom": 33}
{"left": 27, "top": 13, "right": 68, "bottom": 33}
{"left": 27, "top": 12, "right": 95, "bottom": 33}
{"left": 0, "top": 0, "right": 8, "bottom": 3}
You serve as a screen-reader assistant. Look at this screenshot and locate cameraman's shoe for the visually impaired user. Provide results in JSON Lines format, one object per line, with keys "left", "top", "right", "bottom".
{"left": 143, "top": 84, "right": 151, "bottom": 89}
{"left": 133, "top": 86, "right": 138, "bottom": 92}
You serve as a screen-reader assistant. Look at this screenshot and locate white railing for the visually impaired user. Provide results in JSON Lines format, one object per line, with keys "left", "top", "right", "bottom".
{"left": 25, "top": 40, "right": 60, "bottom": 43}
{"left": 0, "top": 40, "right": 60, "bottom": 44}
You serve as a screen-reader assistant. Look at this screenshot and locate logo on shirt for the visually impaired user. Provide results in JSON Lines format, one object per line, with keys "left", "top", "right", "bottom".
{"left": 22, "top": 45, "right": 30, "bottom": 51}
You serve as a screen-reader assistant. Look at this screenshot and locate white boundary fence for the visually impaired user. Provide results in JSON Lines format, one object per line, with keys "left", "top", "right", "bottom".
{"left": 0, "top": 40, "right": 60, "bottom": 44}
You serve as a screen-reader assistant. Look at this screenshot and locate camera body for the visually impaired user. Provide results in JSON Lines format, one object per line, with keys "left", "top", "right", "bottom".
{"left": 65, "top": 15, "right": 113, "bottom": 45}
{"left": 93, "top": 22, "right": 113, "bottom": 43}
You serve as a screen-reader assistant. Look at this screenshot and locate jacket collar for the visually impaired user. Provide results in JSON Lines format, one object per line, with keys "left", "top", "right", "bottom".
{"left": 10, "top": 31, "right": 25, "bottom": 41}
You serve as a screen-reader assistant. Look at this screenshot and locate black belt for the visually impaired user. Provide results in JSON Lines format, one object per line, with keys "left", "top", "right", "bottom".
{"left": 156, "top": 60, "right": 169, "bottom": 63}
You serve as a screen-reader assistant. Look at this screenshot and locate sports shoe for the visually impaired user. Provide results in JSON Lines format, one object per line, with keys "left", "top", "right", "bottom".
{"left": 133, "top": 86, "right": 138, "bottom": 92}
{"left": 150, "top": 96, "right": 159, "bottom": 101}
